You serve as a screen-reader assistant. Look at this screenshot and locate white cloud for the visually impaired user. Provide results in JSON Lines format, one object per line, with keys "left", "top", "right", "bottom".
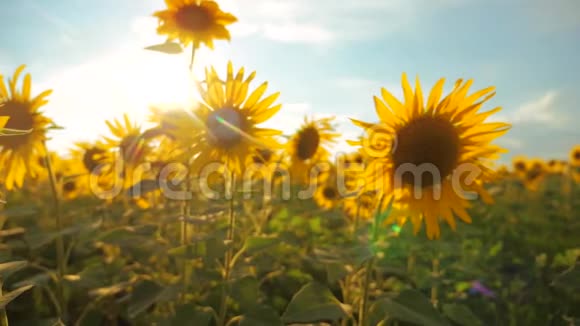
{"left": 509, "top": 91, "right": 559, "bottom": 125}
{"left": 263, "top": 23, "right": 335, "bottom": 43}
{"left": 488, "top": 90, "right": 562, "bottom": 126}
{"left": 225, "top": 0, "right": 470, "bottom": 44}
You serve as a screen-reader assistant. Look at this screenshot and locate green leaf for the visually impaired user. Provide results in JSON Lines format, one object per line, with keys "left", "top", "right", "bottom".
{"left": 281, "top": 282, "right": 348, "bottom": 324}
{"left": 488, "top": 241, "right": 503, "bottom": 257}
{"left": 370, "top": 290, "right": 449, "bottom": 326}
{"left": 171, "top": 304, "right": 214, "bottom": 326}
{"left": 25, "top": 221, "right": 101, "bottom": 249}
{"left": 239, "top": 304, "right": 283, "bottom": 326}
{"left": 144, "top": 41, "right": 183, "bottom": 54}
{"left": 244, "top": 235, "right": 281, "bottom": 254}
{"left": 168, "top": 243, "right": 206, "bottom": 259}
{"left": 0, "top": 284, "right": 34, "bottom": 308}
{"left": 551, "top": 263, "right": 580, "bottom": 292}
{"left": 231, "top": 276, "right": 259, "bottom": 311}
{"left": 127, "top": 280, "right": 179, "bottom": 318}
{"left": 326, "top": 262, "right": 348, "bottom": 284}
{"left": 442, "top": 303, "right": 483, "bottom": 326}
{"left": 0, "top": 260, "right": 27, "bottom": 279}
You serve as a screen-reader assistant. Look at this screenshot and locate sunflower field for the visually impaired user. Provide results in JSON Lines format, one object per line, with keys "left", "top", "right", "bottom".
{"left": 1, "top": 1, "right": 579, "bottom": 325}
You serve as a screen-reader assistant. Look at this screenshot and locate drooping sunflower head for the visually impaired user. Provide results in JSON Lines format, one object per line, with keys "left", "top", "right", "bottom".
{"left": 0, "top": 65, "right": 53, "bottom": 190}
{"left": 154, "top": 0, "right": 237, "bottom": 49}
{"left": 570, "top": 145, "right": 580, "bottom": 167}
{"left": 187, "top": 62, "right": 282, "bottom": 176}
{"left": 353, "top": 73, "right": 510, "bottom": 239}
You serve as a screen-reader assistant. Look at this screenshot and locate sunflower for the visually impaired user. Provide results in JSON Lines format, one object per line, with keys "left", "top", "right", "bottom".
{"left": 103, "top": 114, "right": 150, "bottom": 191}
{"left": 337, "top": 152, "right": 366, "bottom": 196}
{"left": 546, "top": 159, "right": 565, "bottom": 175}
{"left": 153, "top": 0, "right": 237, "bottom": 49}
{"left": 0, "top": 65, "right": 53, "bottom": 190}
{"left": 314, "top": 174, "right": 341, "bottom": 210}
{"left": 184, "top": 62, "right": 282, "bottom": 177}
{"left": 288, "top": 117, "right": 339, "bottom": 184}
{"left": 570, "top": 145, "right": 580, "bottom": 167}
{"left": 343, "top": 190, "right": 378, "bottom": 221}
{"left": 523, "top": 159, "right": 546, "bottom": 191}
{"left": 69, "top": 141, "right": 111, "bottom": 175}
{"left": 352, "top": 74, "right": 510, "bottom": 239}
{"left": 512, "top": 156, "right": 527, "bottom": 177}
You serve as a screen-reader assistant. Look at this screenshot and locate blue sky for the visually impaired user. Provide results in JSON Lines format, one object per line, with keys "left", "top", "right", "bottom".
{"left": 1, "top": 0, "right": 579, "bottom": 162}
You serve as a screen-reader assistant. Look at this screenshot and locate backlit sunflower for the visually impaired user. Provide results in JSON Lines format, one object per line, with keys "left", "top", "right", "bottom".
{"left": 70, "top": 141, "right": 110, "bottom": 175}
{"left": 0, "top": 65, "right": 53, "bottom": 190}
{"left": 523, "top": 159, "right": 546, "bottom": 191}
{"left": 288, "top": 117, "right": 339, "bottom": 184}
{"left": 352, "top": 74, "right": 510, "bottom": 239}
{"left": 185, "top": 62, "right": 282, "bottom": 176}
{"left": 103, "top": 114, "right": 150, "bottom": 190}
{"left": 154, "top": 0, "right": 237, "bottom": 49}
{"left": 570, "top": 145, "right": 580, "bottom": 167}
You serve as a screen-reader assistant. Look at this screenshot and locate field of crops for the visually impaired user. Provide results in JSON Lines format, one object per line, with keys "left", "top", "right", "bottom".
{"left": 1, "top": 0, "right": 579, "bottom": 325}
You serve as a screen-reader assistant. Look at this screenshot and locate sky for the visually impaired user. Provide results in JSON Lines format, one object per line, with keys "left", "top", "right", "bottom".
{"left": 1, "top": 0, "right": 579, "bottom": 163}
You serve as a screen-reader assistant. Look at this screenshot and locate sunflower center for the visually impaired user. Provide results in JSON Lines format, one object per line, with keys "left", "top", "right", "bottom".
{"left": 83, "top": 147, "right": 106, "bottom": 172}
{"left": 207, "top": 108, "right": 245, "bottom": 149}
{"left": 322, "top": 186, "right": 338, "bottom": 200}
{"left": 527, "top": 167, "right": 543, "bottom": 181}
{"left": 175, "top": 5, "right": 213, "bottom": 32}
{"left": 0, "top": 101, "right": 35, "bottom": 149}
{"left": 296, "top": 127, "right": 320, "bottom": 161}
{"left": 574, "top": 151, "right": 580, "bottom": 161}
{"left": 63, "top": 180, "right": 77, "bottom": 193}
{"left": 393, "top": 116, "right": 460, "bottom": 187}
{"left": 547, "top": 160, "right": 557, "bottom": 167}
{"left": 252, "top": 149, "right": 272, "bottom": 164}
{"left": 514, "top": 162, "right": 526, "bottom": 171}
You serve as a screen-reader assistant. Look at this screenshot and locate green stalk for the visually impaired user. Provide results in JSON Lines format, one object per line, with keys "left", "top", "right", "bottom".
{"left": 359, "top": 257, "right": 375, "bottom": 326}
{"left": 218, "top": 174, "right": 236, "bottom": 326}
{"left": 0, "top": 280, "right": 8, "bottom": 326}
{"left": 43, "top": 144, "right": 67, "bottom": 322}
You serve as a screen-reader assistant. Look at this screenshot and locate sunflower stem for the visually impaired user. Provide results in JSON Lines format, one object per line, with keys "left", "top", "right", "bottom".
{"left": 189, "top": 44, "right": 197, "bottom": 72}
{"left": 43, "top": 143, "right": 67, "bottom": 322}
{"left": 180, "top": 180, "right": 191, "bottom": 302}
{"left": 0, "top": 280, "right": 9, "bottom": 326}
{"left": 430, "top": 258, "right": 440, "bottom": 308}
{"left": 218, "top": 172, "right": 236, "bottom": 326}
{"left": 359, "top": 257, "right": 374, "bottom": 326}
